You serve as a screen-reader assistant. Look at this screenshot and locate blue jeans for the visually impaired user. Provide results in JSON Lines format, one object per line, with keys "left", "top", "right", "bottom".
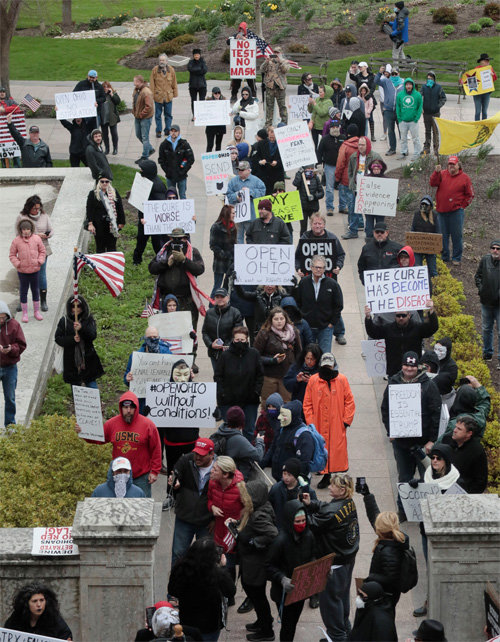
{"left": 473, "top": 93, "right": 491, "bottom": 121}
{"left": 237, "top": 220, "right": 252, "bottom": 244}
{"left": 133, "top": 472, "right": 151, "bottom": 498}
{"left": 365, "top": 215, "right": 385, "bottom": 239}
{"left": 414, "top": 252, "right": 437, "bottom": 278}
{"left": 135, "top": 117, "right": 154, "bottom": 159}
{"left": 383, "top": 109, "right": 397, "bottom": 151}
{"left": 319, "top": 562, "right": 354, "bottom": 641}
{"left": 324, "top": 164, "right": 336, "bottom": 211}
{"left": 438, "top": 208, "right": 464, "bottom": 262}
{"left": 39, "top": 257, "right": 48, "bottom": 291}
{"left": 200, "top": 631, "right": 220, "bottom": 642}
{"left": 481, "top": 303, "right": 500, "bottom": 359}
{"left": 155, "top": 100, "right": 173, "bottom": 134}
{"left": 348, "top": 199, "right": 364, "bottom": 235}
{"left": 333, "top": 315, "right": 345, "bottom": 338}
{"left": 339, "top": 184, "right": 354, "bottom": 227}
{"left": 172, "top": 518, "right": 210, "bottom": 566}
{"left": 0, "top": 364, "right": 17, "bottom": 426}
{"left": 392, "top": 441, "right": 425, "bottom": 513}
{"left": 167, "top": 177, "right": 187, "bottom": 200}
{"left": 311, "top": 325, "right": 334, "bottom": 353}
{"left": 220, "top": 403, "right": 258, "bottom": 442}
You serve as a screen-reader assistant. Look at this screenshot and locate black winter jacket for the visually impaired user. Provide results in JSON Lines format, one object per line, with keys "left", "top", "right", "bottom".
{"left": 73, "top": 78, "right": 106, "bottom": 114}
{"left": 61, "top": 119, "right": 92, "bottom": 155}
{"left": 475, "top": 254, "right": 499, "bottom": 307}
{"left": 202, "top": 304, "right": 243, "bottom": 359}
{"left": 137, "top": 158, "right": 169, "bottom": 222}
{"left": 293, "top": 170, "right": 324, "bottom": 212}
{"left": 148, "top": 245, "right": 204, "bottom": 297}
{"left": 298, "top": 83, "right": 319, "bottom": 95}
{"left": 187, "top": 57, "right": 207, "bottom": 89}
{"left": 411, "top": 209, "right": 440, "bottom": 235}
{"left": 234, "top": 286, "right": 284, "bottom": 334}
{"left": 433, "top": 336, "right": 458, "bottom": 395}
{"left": 172, "top": 452, "right": 213, "bottom": 526}
{"left": 4, "top": 613, "right": 72, "bottom": 640}
{"left": 317, "top": 134, "right": 344, "bottom": 166}
{"left": 269, "top": 480, "right": 317, "bottom": 529}
{"left": 209, "top": 221, "right": 236, "bottom": 275}
{"left": 295, "top": 275, "right": 343, "bottom": 329}
{"left": 8, "top": 123, "right": 53, "bottom": 168}
{"left": 295, "top": 230, "right": 345, "bottom": 279}
{"left": 251, "top": 139, "right": 285, "bottom": 192}
{"left": 246, "top": 215, "right": 291, "bottom": 245}
{"left": 158, "top": 137, "right": 195, "bottom": 181}
{"left": 441, "top": 433, "right": 488, "bottom": 494}
{"left": 211, "top": 424, "right": 264, "bottom": 480}
{"left": 420, "top": 82, "right": 447, "bottom": 115}
{"left": 357, "top": 238, "right": 402, "bottom": 284}
{"left": 350, "top": 71, "right": 376, "bottom": 93}
{"left": 214, "top": 341, "right": 263, "bottom": 406}
{"left": 350, "top": 597, "right": 398, "bottom": 642}
{"left": 85, "top": 134, "right": 113, "bottom": 180}
{"left": 85, "top": 188, "right": 125, "bottom": 239}
{"left": 305, "top": 495, "right": 360, "bottom": 564}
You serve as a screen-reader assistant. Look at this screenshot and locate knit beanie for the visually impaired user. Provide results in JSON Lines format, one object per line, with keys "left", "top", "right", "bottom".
{"left": 257, "top": 128, "right": 268, "bottom": 140}
{"left": 257, "top": 198, "right": 273, "bottom": 213}
{"left": 346, "top": 124, "right": 359, "bottom": 138}
{"left": 283, "top": 458, "right": 301, "bottom": 479}
{"left": 226, "top": 405, "right": 246, "bottom": 428}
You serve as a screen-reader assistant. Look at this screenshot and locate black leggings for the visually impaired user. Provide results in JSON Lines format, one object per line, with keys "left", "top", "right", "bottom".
{"left": 274, "top": 598, "right": 305, "bottom": 641}
{"left": 242, "top": 582, "right": 273, "bottom": 634}
{"left": 206, "top": 130, "right": 224, "bottom": 152}
{"left": 189, "top": 87, "right": 207, "bottom": 115}
{"left": 101, "top": 123, "right": 118, "bottom": 151}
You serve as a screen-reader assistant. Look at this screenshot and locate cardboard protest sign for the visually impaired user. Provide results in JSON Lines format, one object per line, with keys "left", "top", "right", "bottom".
{"left": 364, "top": 266, "right": 430, "bottom": 314}
{"left": 388, "top": 383, "right": 422, "bottom": 438}
{"left": 285, "top": 554, "right": 335, "bottom": 605}
{"left": 128, "top": 173, "right": 153, "bottom": 211}
{"left": 438, "top": 402, "right": 450, "bottom": 437}
{"left": 146, "top": 381, "right": 217, "bottom": 427}
{"left": 461, "top": 65, "right": 495, "bottom": 96}
{"left": 226, "top": 187, "right": 251, "bottom": 223}
{"left": 355, "top": 176, "right": 398, "bottom": 217}
{"left": 129, "top": 351, "right": 193, "bottom": 398}
{"left": 194, "top": 99, "right": 231, "bottom": 126}
{"left": 397, "top": 482, "right": 440, "bottom": 521}
{"left": 201, "top": 150, "right": 233, "bottom": 196}
{"left": 405, "top": 231, "right": 443, "bottom": 254}
{"left": 361, "top": 339, "right": 387, "bottom": 377}
{"left": 230, "top": 38, "right": 257, "bottom": 78}
{"left": 275, "top": 121, "right": 317, "bottom": 171}
{"left": 485, "top": 582, "right": 500, "bottom": 638}
{"left": 235, "top": 244, "right": 295, "bottom": 285}
{"left": 288, "top": 95, "right": 312, "bottom": 121}
{"left": 0, "top": 629, "right": 64, "bottom": 642}
{"left": 148, "top": 311, "right": 194, "bottom": 354}
{"left": 72, "top": 385, "right": 104, "bottom": 442}
{"left": 253, "top": 191, "right": 303, "bottom": 223}
{"left": 32, "top": 526, "right": 79, "bottom": 556}
{"left": 0, "top": 113, "right": 26, "bottom": 158}
{"left": 295, "top": 236, "right": 341, "bottom": 278}
{"left": 55, "top": 90, "right": 97, "bottom": 120}
{"left": 143, "top": 199, "right": 195, "bottom": 235}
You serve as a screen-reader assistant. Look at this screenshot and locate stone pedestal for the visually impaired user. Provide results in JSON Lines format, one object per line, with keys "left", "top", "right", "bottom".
{"left": 422, "top": 494, "right": 500, "bottom": 642}
{"left": 72, "top": 498, "right": 162, "bottom": 642}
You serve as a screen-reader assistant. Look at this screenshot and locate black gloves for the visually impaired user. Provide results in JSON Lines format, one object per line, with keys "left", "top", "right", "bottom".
{"left": 355, "top": 479, "right": 370, "bottom": 496}
{"left": 408, "top": 479, "right": 420, "bottom": 488}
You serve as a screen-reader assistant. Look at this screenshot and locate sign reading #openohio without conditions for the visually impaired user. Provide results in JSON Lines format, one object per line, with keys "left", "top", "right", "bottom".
{"left": 364, "top": 266, "right": 430, "bottom": 314}
{"left": 146, "top": 381, "right": 216, "bottom": 428}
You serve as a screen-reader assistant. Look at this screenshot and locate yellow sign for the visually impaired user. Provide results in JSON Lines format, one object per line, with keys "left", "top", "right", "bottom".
{"left": 253, "top": 191, "right": 303, "bottom": 222}
{"left": 435, "top": 111, "right": 500, "bottom": 154}
{"left": 461, "top": 65, "right": 495, "bottom": 96}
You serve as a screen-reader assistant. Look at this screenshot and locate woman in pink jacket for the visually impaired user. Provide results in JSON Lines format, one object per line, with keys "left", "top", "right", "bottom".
{"left": 9, "top": 219, "right": 46, "bottom": 322}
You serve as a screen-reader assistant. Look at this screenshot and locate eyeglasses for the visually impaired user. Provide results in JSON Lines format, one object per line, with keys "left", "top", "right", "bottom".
{"left": 99, "top": 180, "right": 110, "bottom": 184}
{"left": 213, "top": 91, "right": 221, "bottom": 95}
{"left": 312, "top": 265, "right": 325, "bottom": 270}
{"left": 431, "top": 455, "right": 443, "bottom": 461}
{"left": 396, "top": 314, "right": 408, "bottom": 318}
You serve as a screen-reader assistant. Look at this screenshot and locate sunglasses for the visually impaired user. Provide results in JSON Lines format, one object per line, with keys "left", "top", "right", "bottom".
{"left": 431, "top": 455, "right": 443, "bottom": 461}
{"left": 396, "top": 314, "right": 409, "bottom": 318}
{"left": 99, "top": 180, "right": 110, "bottom": 184}
{"left": 238, "top": 168, "right": 247, "bottom": 171}
{"left": 213, "top": 91, "right": 221, "bottom": 94}
{"left": 491, "top": 246, "right": 500, "bottom": 250}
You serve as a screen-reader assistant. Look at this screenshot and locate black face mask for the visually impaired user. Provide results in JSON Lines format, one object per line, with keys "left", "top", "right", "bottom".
{"left": 319, "top": 366, "right": 338, "bottom": 381}
{"left": 231, "top": 340, "right": 248, "bottom": 354}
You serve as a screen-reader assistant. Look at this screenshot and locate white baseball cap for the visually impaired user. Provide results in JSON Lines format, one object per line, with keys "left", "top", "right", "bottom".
{"left": 112, "top": 457, "right": 132, "bottom": 472}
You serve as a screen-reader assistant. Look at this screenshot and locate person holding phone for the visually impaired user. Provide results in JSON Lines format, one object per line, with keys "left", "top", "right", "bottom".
{"left": 283, "top": 343, "right": 322, "bottom": 405}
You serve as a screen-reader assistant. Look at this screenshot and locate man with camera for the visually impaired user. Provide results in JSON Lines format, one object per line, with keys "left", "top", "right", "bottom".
{"left": 261, "top": 47, "right": 290, "bottom": 127}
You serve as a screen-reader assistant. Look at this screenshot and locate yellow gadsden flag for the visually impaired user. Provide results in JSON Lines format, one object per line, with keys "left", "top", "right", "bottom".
{"left": 435, "top": 111, "right": 500, "bottom": 155}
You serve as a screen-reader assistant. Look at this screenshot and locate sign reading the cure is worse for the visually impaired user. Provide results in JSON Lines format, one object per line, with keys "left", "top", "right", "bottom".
{"left": 235, "top": 244, "right": 295, "bottom": 285}
{"left": 143, "top": 199, "right": 195, "bottom": 235}
{"left": 364, "top": 266, "right": 430, "bottom": 314}
{"left": 230, "top": 38, "right": 256, "bottom": 78}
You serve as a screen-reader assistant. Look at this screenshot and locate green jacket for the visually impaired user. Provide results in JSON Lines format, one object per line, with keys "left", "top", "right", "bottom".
{"left": 438, "top": 385, "right": 491, "bottom": 442}
{"left": 308, "top": 85, "right": 334, "bottom": 131}
{"left": 396, "top": 78, "right": 423, "bottom": 123}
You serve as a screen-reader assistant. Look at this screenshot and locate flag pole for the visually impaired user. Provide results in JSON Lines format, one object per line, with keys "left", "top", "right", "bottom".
{"left": 73, "top": 247, "right": 80, "bottom": 336}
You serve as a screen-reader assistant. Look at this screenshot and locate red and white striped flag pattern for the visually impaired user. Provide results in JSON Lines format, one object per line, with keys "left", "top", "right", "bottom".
{"left": 222, "top": 530, "right": 236, "bottom": 553}
{"left": 75, "top": 251, "right": 125, "bottom": 297}
{"left": 164, "top": 337, "right": 183, "bottom": 354}
{"left": 140, "top": 299, "right": 155, "bottom": 318}
{"left": 20, "top": 94, "right": 41, "bottom": 112}
{"left": 0, "top": 113, "right": 26, "bottom": 144}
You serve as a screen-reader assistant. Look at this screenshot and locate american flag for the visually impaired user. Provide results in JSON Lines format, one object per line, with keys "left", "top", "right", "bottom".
{"left": 20, "top": 94, "right": 41, "bottom": 112}
{"left": 0, "top": 113, "right": 26, "bottom": 144}
{"left": 140, "top": 299, "right": 155, "bottom": 318}
{"left": 163, "top": 336, "right": 183, "bottom": 354}
{"left": 247, "top": 28, "right": 300, "bottom": 69}
{"left": 222, "top": 529, "right": 236, "bottom": 553}
{"left": 73, "top": 251, "right": 125, "bottom": 298}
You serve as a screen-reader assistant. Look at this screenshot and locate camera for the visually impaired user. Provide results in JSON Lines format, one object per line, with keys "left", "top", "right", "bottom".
{"left": 171, "top": 242, "right": 183, "bottom": 252}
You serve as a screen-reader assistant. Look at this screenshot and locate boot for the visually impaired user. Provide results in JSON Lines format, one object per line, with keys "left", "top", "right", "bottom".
{"left": 369, "top": 119, "right": 376, "bottom": 142}
{"left": 104, "top": 147, "right": 110, "bottom": 155}
{"left": 33, "top": 300, "right": 43, "bottom": 321}
{"left": 21, "top": 303, "right": 28, "bottom": 323}
{"left": 40, "top": 289, "right": 48, "bottom": 311}
{"left": 112, "top": 147, "right": 118, "bottom": 155}
{"left": 16, "top": 301, "right": 21, "bottom": 312}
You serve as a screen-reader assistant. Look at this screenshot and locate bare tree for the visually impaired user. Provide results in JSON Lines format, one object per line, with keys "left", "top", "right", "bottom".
{"left": 0, "top": 0, "right": 23, "bottom": 96}
{"left": 62, "top": 0, "right": 72, "bottom": 28}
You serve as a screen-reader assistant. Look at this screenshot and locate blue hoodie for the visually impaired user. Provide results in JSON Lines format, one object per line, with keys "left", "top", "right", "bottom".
{"left": 92, "top": 461, "right": 146, "bottom": 498}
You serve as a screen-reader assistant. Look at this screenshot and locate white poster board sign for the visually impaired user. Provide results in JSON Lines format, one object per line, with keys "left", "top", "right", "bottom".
{"left": 55, "top": 90, "right": 96, "bottom": 120}
{"left": 361, "top": 339, "right": 386, "bottom": 377}
{"left": 72, "top": 385, "right": 104, "bottom": 442}
{"left": 0, "top": 141, "right": 20, "bottom": 158}
{"left": 146, "top": 381, "right": 217, "bottom": 427}
{"left": 438, "top": 402, "right": 450, "bottom": 437}
{"left": 355, "top": 176, "right": 399, "bottom": 217}
{"left": 235, "top": 244, "right": 295, "bottom": 285}
{"left": 0, "top": 629, "right": 64, "bottom": 642}
{"left": 128, "top": 173, "right": 153, "bottom": 211}
{"left": 148, "top": 311, "right": 194, "bottom": 354}
{"left": 364, "top": 266, "right": 430, "bottom": 314}
{"left": 226, "top": 186, "right": 251, "bottom": 223}
{"left": 32, "top": 526, "right": 79, "bottom": 556}
{"left": 129, "top": 351, "right": 193, "bottom": 398}
{"left": 445, "top": 483, "right": 467, "bottom": 495}
{"left": 288, "top": 95, "right": 312, "bottom": 121}
{"left": 143, "top": 199, "right": 195, "bottom": 234}
{"left": 275, "top": 121, "right": 317, "bottom": 171}
{"left": 397, "top": 482, "right": 441, "bottom": 521}
{"left": 201, "top": 150, "right": 233, "bottom": 196}
{"left": 194, "top": 99, "right": 231, "bottom": 126}
{"left": 389, "top": 383, "right": 422, "bottom": 438}
{"left": 480, "top": 68, "right": 494, "bottom": 91}
{"left": 230, "top": 38, "right": 257, "bottom": 79}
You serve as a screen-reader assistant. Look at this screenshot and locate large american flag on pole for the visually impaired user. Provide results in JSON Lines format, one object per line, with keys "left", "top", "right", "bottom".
{"left": 247, "top": 28, "right": 300, "bottom": 69}
{"left": 73, "top": 251, "right": 125, "bottom": 298}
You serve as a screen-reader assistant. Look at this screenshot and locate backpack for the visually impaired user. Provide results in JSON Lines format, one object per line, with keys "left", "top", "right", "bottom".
{"left": 293, "top": 424, "right": 328, "bottom": 473}
{"left": 210, "top": 430, "right": 235, "bottom": 456}
{"left": 400, "top": 546, "right": 418, "bottom": 593}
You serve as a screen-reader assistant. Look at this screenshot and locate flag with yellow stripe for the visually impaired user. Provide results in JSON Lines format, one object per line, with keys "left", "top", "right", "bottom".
{"left": 435, "top": 111, "right": 500, "bottom": 155}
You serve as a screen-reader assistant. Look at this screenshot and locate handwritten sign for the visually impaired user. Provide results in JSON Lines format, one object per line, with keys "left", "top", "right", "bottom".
{"left": 295, "top": 237, "right": 340, "bottom": 278}
{"left": 72, "top": 385, "right": 104, "bottom": 442}
{"left": 285, "top": 554, "right": 335, "bottom": 605}
{"left": 0, "top": 142, "right": 20, "bottom": 159}
{"left": 129, "top": 352, "right": 193, "bottom": 398}
{"left": 143, "top": 199, "right": 195, "bottom": 234}
{"left": 445, "top": 482, "right": 467, "bottom": 495}
{"left": 364, "top": 266, "right": 430, "bottom": 314}
{"left": 148, "top": 311, "right": 194, "bottom": 354}
{"left": 0, "top": 629, "right": 65, "bottom": 642}
{"left": 288, "top": 95, "right": 312, "bottom": 121}
{"left": 55, "top": 89, "right": 97, "bottom": 120}
{"left": 461, "top": 65, "right": 495, "bottom": 96}
{"left": 0, "top": 113, "right": 25, "bottom": 158}
{"left": 32, "top": 526, "right": 79, "bottom": 556}
{"left": 194, "top": 99, "right": 231, "bottom": 127}
{"left": 226, "top": 186, "right": 251, "bottom": 223}
{"left": 398, "top": 482, "right": 440, "bottom": 521}
{"left": 201, "top": 150, "right": 233, "bottom": 196}
{"left": 254, "top": 191, "right": 303, "bottom": 222}
{"left": 230, "top": 38, "right": 257, "bottom": 79}
{"left": 275, "top": 121, "right": 317, "bottom": 171}
{"left": 128, "top": 172, "right": 153, "bottom": 211}
{"left": 405, "top": 232, "right": 443, "bottom": 254}
{"left": 146, "top": 381, "right": 217, "bottom": 427}
{"left": 235, "top": 244, "right": 295, "bottom": 285}
{"left": 361, "top": 339, "right": 387, "bottom": 377}
{"left": 389, "top": 383, "right": 422, "bottom": 438}
{"left": 354, "top": 176, "right": 398, "bottom": 217}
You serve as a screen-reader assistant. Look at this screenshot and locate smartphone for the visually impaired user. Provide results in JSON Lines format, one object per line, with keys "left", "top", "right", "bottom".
{"left": 145, "top": 606, "right": 155, "bottom": 629}
{"left": 356, "top": 477, "right": 367, "bottom": 492}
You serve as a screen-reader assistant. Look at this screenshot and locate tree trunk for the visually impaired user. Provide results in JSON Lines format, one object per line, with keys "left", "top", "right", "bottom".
{"left": 0, "top": 0, "right": 23, "bottom": 97}
{"left": 255, "top": 0, "right": 263, "bottom": 38}
{"left": 62, "top": 0, "right": 72, "bottom": 28}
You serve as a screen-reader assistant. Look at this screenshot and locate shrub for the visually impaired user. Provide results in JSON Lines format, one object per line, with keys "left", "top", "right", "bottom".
{"left": 45, "top": 24, "right": 62, "bottom": 37}
{"left": 335, "top": 30, "right": 357, "bottom": 45}
{"left": 146, "top": 34, "right": 195, "bottom": 57}
{"left": 477, "top": 143, "right": 494, "bottom": 160}
{"left": 443, "top": 24, "right": 455, "bottom": 36}
{"left": 483, "top": 1, "right": 500, "bottom": 18}
{"left": 116, "top": 99, "right": 127, "bottom": 113}
{"left": 478, "top": 15, "right": 494, "bottom": 25}
{"left": 112, "top": 12, "right": 131, "bottom": 26}
{"left": 432, "top": 7, "right": 457, "bottom": 23}
{"left": 468, "top": 22, "right": 482, "bottom": 31}
{"left": 305, "top": 8, "right": 315, "bottom": 22}
{"left": 435, "top": 314, "right": 480, "bottom": 345}
{"left": 158, "top": 21, "right": 188, "bottom": 42}
{"left": 221, "top": 47, "right": 230, "bottom": 64}
{"left": 397, "top": 192, "right": 418, "bottom": 210}
{"left": 432, "top": 292, "right": 462, "bottom": 317}
{"left": 486, "top": 177, "right": 500, "bottom": 198}
{"left": 288, "top": 43, "right": 311, "bottom": 53}
{"left": 271, "top": 25, "right": 293, "bottom": 43}
{"left": 88, "top": 15, "right": 106, "bottom": 30}
{"left": 357, "top": 9, "right": 370, "bottom": 25}
{"left": 497, "top": 21, "right": 500, "bottom": 29}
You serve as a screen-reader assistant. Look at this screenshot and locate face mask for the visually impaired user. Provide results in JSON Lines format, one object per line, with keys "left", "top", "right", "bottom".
{"left": 305, "top": 170, "right": 314, "bottom": 179}
{"left": 267, "top": 408, "right": 279, "bottom": 419}
{"left": 319, "top": 366, "right": 338, "bottom": 381}
{"left": 355, "top": 596, "right": 366, "bottom": 609}
{"left": 278, "top": 408, "right": 292, "bottom": 427}
{"left": 145, "top": 336, "right": 160, "bottom": 353}
{"left": 172, "top": 366, "right": 190, "bottom": 382}
{"left": 434, "top": 344, "right": 447, "bottom": 361}
{"left": 232, "top": 340, "right": 248, "bottom": 354}
{"left": 113, "top": 472, "right": 129, "bottom": 498}
{"left": 426, "top": 79, "right": 435, "bottom": 87}
{"left": 293, "top": 522, "right": 306, "bottom": 534}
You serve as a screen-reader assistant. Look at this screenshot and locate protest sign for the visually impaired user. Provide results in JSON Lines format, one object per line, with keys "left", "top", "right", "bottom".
{"left": 388, "top": 383, "right": 422, "bottom": 438}
{"left": 0, "top": 629, "right": 64, "bottom": 642}
{"left": 275, "top": 121, "right": 317, "bottom": 171}
{"left": 0, "top": 113, "right": 25, "bottom": 158}
{"left": 128, "top": 173, "right": 153, "bottom": 211}
{"left": 485, "top": 582, "right": 500, "bottom": 638}
{"left": 0, "top": 142, "right": 20, "bottom": 159}
{"left": 230, "top": 38, "right": 257, "bottom": 78}
{"left": 72, "top": 385, "right": 104, "bottom": 442}
{"left": 194, "top": 99, "right": 231, "bottom": 126}
{"left": 235, "top": 244, "right": 295, "bottom": 285}
{"left": 288, "top": 95, "right": 312, "bottom": 121}
{"left": 461, "top": 65, "right": 495, "bottom": 96}
{"left": 397, "top": 482, "right": 441, "bottom": 521}
{"left": 364, "top": 266, "right": 430, "bottom": 314}
{"left": 438, "top": 402, "right": 450, "bottom": 437}
{"left": 445, "top": 483, "right": 467, "bottom": 495}
{"left": 295, "top": 236, "right": 341, "bottom": 278}
{"left": 143, "top": 199, "right": 195, "bottom": 235}
{"left": 226, "top": 187, "right": 251, "bottom": 223}
{"left": 355, "top": 176, "right": 398, "bottom": 217}
{"left": 55, "top": 90, "right": 97, "bottom": 120}
{"left": 361, "top": 339, "right": 387, "bottom": 377}
{"left": 148, "top": 311, "right": 194, "bottom": 354}
{"left": 129, "top": 352, "right": 193, "bottom": 398}
{"left": 285, "top": 554, "right": 335, "bottom": 605}
{"left": 32, "top": 526, "right": 79, "bottom": 556}
{"left": 146, "top": 381, "right": 217, "bottom": 427}
{"left": 405, "top": 231, "right": 443, "bottom": 254}
{"left": 201, "top": 150, "right": 233, "bottom": 196}
{"left": 254, "top": 191, "right": 303, "bottom": 223}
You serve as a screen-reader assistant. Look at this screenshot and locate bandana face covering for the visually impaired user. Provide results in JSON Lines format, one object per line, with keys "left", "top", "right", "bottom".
{"left": 145, "top": 336, "right": 160, "bottom": 353}
{"left": 293, "top": 522, "right": 306, "bottom": 533}
{"left": 114, "top": 472, "right": 130, "bottom": 498}
{"left": 319, "top": 366, "right": 338, "bottom": 381}
{"left": 267, "top": 408, "right": 279, "bottom": 419}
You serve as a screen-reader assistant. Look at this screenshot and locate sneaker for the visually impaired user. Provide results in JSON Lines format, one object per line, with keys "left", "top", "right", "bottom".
{"left": 326, "top": 210, "right": 334, "bottom": 216}
{"left": 341, "top": 231, "right": 359, "bottom": 239}
{"left": 385, "top": 150, "right": 396, "bottom": 156}
{"left": 317, "top": 473, "right": 331, "bottom": 489}
{"left": 156, "top": 132, "right": 162, "bottom": 138}
{"left": 380, "top": 134, "right": 387, "bottom": 141}
{"left": 246, "top": 633, "right": 275, "bottom": 642}
{"left": 483, "top": 355, "right": 493, "bottom": 362}
{"left": 237, "top": 597, "right": 254, "bottom": 614}
{"left": 397, "top": 153, "right": 408, "bottom": 160}
{"left": 413, "top": 602, "right": 428, "bottom": 617}
{"left": 148, "top": 147, "right": 156, "bottom": 157}
{"left": 162, "top": 496, "right": 175, "bottom": 511}
{"left": 336, "top": 335, "right": 347, "bottom": 345}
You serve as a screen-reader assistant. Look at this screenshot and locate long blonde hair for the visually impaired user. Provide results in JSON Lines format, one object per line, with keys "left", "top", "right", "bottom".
{"left": 373, "top": 511, "right": 405, "bottom": 551}
{"left": 215, "top": 456, "right": 254, "bottom": 531}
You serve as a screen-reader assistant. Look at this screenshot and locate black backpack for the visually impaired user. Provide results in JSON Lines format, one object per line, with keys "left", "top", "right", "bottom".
{"left": 400, "top": 546, "right": 418, "bottom": 593}
{"left": 210, "top": 430, "right": 235, "bottom": 456}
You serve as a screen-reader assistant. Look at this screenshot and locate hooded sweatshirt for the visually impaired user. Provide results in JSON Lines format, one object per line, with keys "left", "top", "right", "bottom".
{"left": 429, "top": 167, "right": 474, "bottom": 213}
{"left": 91, "top": 460, "right": 146, "bottom": 497}
{"left": 0, "top": 300, "right": 26, "bottom": 368}
{"left": 397, "top": 245, "right": 415, "bottom": 267}
{"left": 138, "top": 159, "right": 169, "bottom": 202}
{"left": 347, "top": 137, "right": 382, "bottom": 191}
{"left": 396, "top": 78, "right": 423, "bottom": 123}
{"left": 9, "top": 218, "right": 46, "bottom": 274}
{"left": 335, "top": 136, "right": 360, "bottom": 186}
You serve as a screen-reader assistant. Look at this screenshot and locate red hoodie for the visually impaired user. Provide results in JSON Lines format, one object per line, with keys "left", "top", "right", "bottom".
{"left": 397, "top": 245, "right": 415, "bottom": 266}
{"left": 429, "top": 168, "right": 474, "bottom": 213}
{"left": 207, "top": 469, "right": 244, "bottom": 550}
{"left": 335, "top": 137, "right": 359, "bottom": 186}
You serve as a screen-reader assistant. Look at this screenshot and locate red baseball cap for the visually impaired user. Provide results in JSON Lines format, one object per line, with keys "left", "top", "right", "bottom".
{"left": 447, "top": 155, "right": 459, "bottom": 165}
{"left": 192, "top": 438, "right": 214, "bottom": 456}
{"left": 154, "top": 601, "right": 174, "bottom": 609}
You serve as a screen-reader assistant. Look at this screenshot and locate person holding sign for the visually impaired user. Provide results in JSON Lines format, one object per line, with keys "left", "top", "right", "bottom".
{"left": 226, "top": 160, "right": 266, "bottom": 244}
{"left": 292, "top": 166, "right": 324, "bottom": 236}
{"left": 92, "top": 456, "right": 146, "bottom": 498}
{"left": 6, "top": 114, "right": 53, "bottom": 168}
{"left": 461, "top": 53, "right": 497, "bottom": 121}
{"left": 357, "top": 222, "right": 402, "bottom": 285}
{"left": 73, "top": 69, "right": 105, "bottom": 129}
{"left": 307, "top": 85, "right": 334, "bottom": 153}
{"left": 205, "top": 87, "right": 228, "bottom": 152}
{"left": 410, "top": 195, "right": 440, "bottom": 278}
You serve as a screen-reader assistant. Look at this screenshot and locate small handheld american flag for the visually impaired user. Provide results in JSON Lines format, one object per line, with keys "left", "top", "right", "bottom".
{"left": 140, "top": 299, "right": 155, "bottom": 318}
{"left": 20, "top": 94, "right": 41, "bottom": 113}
